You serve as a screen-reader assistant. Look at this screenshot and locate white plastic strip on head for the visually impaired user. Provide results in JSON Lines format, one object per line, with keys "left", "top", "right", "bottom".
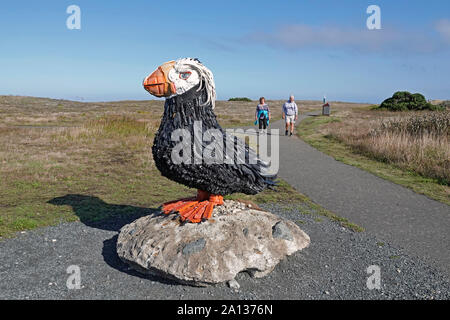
{"left": 174, "top": 58, "right": 216, "bottom": 109}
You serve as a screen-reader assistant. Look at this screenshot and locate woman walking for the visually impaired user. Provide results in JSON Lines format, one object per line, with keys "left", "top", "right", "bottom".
{"left": 255, "top": 97, "right": 271, "bottom": 134}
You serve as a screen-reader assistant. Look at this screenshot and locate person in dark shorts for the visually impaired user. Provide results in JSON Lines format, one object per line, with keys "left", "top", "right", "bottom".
{"left": 255, "top": 97, "right": 271, "bottom": 134}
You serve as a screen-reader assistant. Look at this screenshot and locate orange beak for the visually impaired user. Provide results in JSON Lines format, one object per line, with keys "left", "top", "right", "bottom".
{"left": 143, "top": 61, "right": 177, "bottom": 97}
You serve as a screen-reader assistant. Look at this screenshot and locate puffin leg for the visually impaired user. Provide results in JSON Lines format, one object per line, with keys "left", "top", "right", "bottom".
{"left": 161, "top": 190, "right": 224, "bottom": 223}
{"left": 202, "top": 194, "right": 224, "bottom": 221}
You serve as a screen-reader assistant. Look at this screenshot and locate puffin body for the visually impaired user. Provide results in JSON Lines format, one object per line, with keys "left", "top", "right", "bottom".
{"left": 144, "top": 58, "right": 276, "bottom": 222}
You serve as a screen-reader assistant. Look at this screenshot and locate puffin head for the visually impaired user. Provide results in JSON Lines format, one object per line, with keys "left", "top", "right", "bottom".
{"left": 143, "top": 58, "right": 216, "bottom": 108}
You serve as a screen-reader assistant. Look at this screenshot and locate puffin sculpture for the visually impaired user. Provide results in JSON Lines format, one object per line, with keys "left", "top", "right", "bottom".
{"left": 143, "top": 58, "right": 276, "bottom": 223}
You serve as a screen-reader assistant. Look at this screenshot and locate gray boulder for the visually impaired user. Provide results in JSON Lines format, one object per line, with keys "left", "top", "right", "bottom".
{"left": 117, "top": 200, "right": 310, "bottom": 286}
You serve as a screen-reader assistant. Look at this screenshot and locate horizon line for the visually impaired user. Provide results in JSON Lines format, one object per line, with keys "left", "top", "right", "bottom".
{"left": 0, "top": 93, "right": 390, "bottom": 105}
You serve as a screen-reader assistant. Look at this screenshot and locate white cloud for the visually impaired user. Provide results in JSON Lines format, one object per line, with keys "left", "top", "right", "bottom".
{"left": 435, "top": 19, "right": 450, "bottom": 43}
{"left": 244, "top": 23, "right": 448, "bottom": 54}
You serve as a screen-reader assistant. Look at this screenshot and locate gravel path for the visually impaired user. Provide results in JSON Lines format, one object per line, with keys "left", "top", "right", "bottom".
{"left": 1, "top": 202, "right": 449, "bottom": 300}
{"left": 270, "top": 113, "right": 450, "bottom": 276}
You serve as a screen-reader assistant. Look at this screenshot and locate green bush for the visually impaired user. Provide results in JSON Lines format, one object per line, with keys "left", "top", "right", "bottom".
{"left": 228, "top": 97, "right": 253, "bottom": 102}
{"left": 379, "top": 91, "right": 443, "bottom": 111}
{"left": 438, "top": 100, "right": 450, "bottom": 109}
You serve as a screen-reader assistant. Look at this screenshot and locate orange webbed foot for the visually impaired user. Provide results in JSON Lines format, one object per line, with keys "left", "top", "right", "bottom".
{"left": 161, "top": 190, "right": 223, "bottom": 223}
{"left": 161, "top": 197, "right": 196, "bottom": 214}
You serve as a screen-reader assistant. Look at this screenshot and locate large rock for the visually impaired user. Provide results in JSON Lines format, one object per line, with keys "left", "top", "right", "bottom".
{"left": 117, "top": 200, "right": 310, "bottom": 286}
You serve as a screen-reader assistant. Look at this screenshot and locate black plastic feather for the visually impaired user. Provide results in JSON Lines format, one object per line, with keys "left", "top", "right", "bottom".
{"left": 152, "top": 84, "right": 277, "bottom": 196}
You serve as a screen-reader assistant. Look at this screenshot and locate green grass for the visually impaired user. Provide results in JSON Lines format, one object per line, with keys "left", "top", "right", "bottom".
{"left": 0, "top": 164, "right": 194, "bottom": 238}
{"left": 225, "top": 179, "right": 308, "bottom": 204}
{"left": 0, "top": 150, "right": 363, "bottom": 239}
{"left": 297, "top": 115, "right": 449, "bottom": 205}
{"left": 0, "top": 96, "right": 363, "bottom": 239}
{"left": 1, "top": 169, "right": 363, "bottom": 238}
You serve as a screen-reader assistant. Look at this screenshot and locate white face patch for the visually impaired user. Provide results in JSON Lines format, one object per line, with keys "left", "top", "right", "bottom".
{"left": 168, "top": 66, "right": 200, "bottom": 96}
{"left": 166, "top": 58, "right": 216, "bottom": 109}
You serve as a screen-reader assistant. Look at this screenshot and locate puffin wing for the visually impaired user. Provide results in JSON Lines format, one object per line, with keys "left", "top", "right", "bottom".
{"left": 190, "top": 129, "right": 276, "bottom": 195}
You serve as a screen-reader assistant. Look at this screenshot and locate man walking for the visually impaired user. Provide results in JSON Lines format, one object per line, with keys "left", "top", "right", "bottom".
{"left": 282, "top": 95, "right": 298, "bottom": 136}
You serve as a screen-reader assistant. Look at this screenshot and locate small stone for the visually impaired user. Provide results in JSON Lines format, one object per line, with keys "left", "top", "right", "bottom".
{"left": 227, "top": 279, "right": 240, "bottom": 290}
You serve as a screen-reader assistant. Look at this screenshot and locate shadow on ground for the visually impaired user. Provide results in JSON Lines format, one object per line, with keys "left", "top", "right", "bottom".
{"left": 102, "top": 235, "right": 179, "bottom": 285}
{"left": 48, "top": 194, "right": 180, "bottom": 285}
{"left": 48, "top": 194, "right": 160, "bottom": 232}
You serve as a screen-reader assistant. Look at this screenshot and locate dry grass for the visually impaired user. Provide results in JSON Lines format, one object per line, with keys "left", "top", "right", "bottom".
{"left": 0, "top": 95, "right": 348, "bottom": 238}
{"left": 297, "top": 103, "right": 449, "bottom": 204}
{"left": 0, "top": 95, "right": 328, "bottom": 127}
{"left": 326, "top": 110, "right": 449, "bottom": 185}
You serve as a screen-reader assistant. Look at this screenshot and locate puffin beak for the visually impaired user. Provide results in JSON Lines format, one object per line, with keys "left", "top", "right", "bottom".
{"left": 143, "top": 61, "right": 176, "bottom": 97}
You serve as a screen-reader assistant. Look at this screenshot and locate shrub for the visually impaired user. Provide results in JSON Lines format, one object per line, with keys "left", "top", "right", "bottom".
{"left": 379, "top": 91, "right": 441, "bottom": 111}
{"left": 438, "top": 100, "right": 450, "bottom": 109}
{"left": 228, "top": 97, "right": 252, "bottom": 102}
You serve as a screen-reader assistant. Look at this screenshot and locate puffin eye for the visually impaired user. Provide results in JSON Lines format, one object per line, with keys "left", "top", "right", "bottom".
{"left": 179, "top": 71, "right": 191, "bottom": 80}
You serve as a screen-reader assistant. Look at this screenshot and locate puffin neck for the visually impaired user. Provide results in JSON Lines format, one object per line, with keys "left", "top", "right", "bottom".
{"left": 167, "top": 83, "right": 207, "bottom": 108}
{"left": 163, "top": 84, "right": 217, "bottom": 127}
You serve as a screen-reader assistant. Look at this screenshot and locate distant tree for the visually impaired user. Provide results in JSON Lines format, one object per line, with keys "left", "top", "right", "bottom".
{"left": 228, "top": 97, "right": 253, "bottom": 102}
{"left": 379, "top": 91, "right": 443, "bottom": 111}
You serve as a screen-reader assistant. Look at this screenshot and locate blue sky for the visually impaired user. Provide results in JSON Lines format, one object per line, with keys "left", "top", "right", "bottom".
{"left": 0, "top": 0, "right": 449, "bottom": 103}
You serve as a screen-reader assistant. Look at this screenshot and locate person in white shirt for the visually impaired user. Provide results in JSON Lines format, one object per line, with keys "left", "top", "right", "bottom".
{"left": 282, "top": 95, "right": 298, "bottom": 136}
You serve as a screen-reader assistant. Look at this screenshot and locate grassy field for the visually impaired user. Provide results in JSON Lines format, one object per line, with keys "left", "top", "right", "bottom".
{"left": 0, "top": 96, "right": 323, "bottom": 128}
{"left": 297, "top": 104, "right": 449, "bottom": 205}
{"left": 0, "top": 95, "right": 361, "bottom": 239}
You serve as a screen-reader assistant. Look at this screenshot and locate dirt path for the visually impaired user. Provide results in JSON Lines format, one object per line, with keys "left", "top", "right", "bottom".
{"left": 271, "top": 112, "right": 450, "bottom": 275}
